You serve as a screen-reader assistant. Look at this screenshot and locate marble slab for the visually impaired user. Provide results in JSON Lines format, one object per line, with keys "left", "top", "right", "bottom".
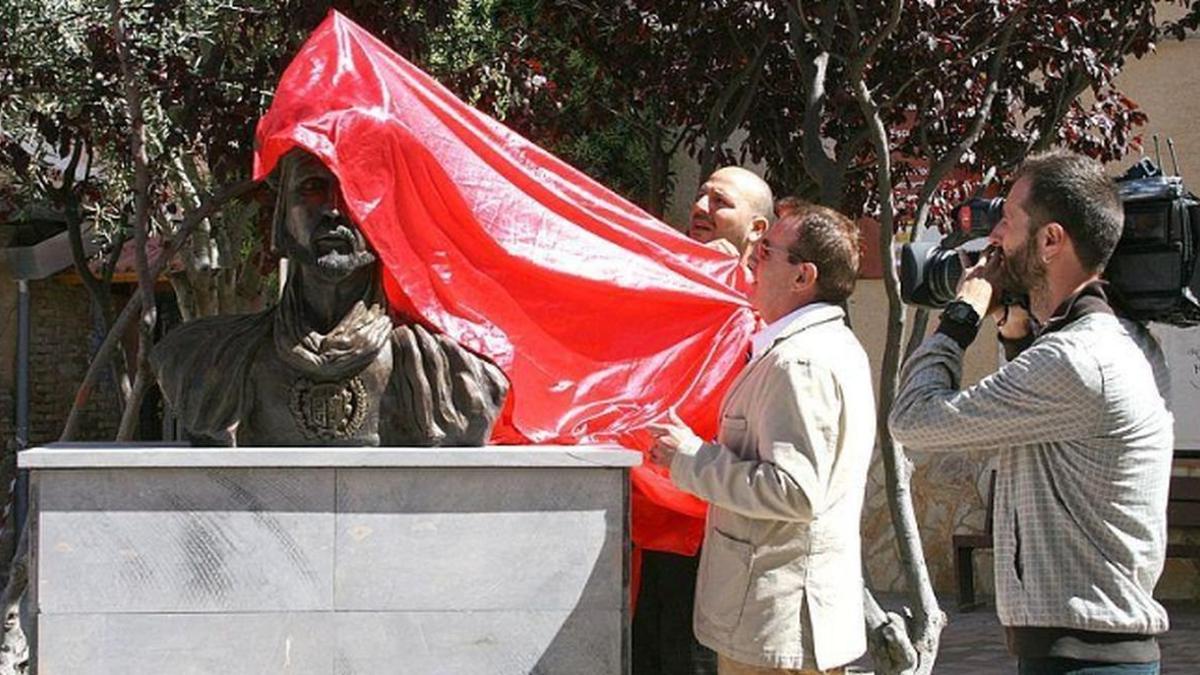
{"left": 18, "top": 444, "right": 641, "bottom": 469}
{"left": 334, "top": 610, "right": 623, "bottom": 674}
{"left": 335, "top": 467, "right": 623, "bottom": 611}
{"left": 38, "top": 612, "right": 333, "bottom": 675}
{"left": 35, "top": 468, "right": 335, "bottom": 613}
{"left": 28, "top": 444, "right": 633, "bottom": 673}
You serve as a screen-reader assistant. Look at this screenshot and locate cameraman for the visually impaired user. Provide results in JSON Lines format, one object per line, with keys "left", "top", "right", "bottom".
{"left": 889, "top": 150, "right": 1173, "bottom": 675}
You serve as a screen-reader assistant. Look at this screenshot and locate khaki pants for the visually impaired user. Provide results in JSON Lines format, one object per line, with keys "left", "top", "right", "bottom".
{"left": 717, "top": 653, "right": 845, "bottom": 675}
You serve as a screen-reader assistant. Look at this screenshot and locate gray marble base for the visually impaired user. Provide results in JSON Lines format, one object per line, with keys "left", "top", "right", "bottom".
{"left": 22, "top": 444, "right": 638, "bottom": 674}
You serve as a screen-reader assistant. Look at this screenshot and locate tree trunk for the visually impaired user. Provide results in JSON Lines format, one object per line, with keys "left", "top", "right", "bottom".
{"left": 854, "top": 70, "right": 946, "bottom": 675}
{"left": 0, "top": 526, "right": 29, "bottom": 675}
{"left": 111, "top": 0, "right": 158, "bottom": 442}
{"left": 864, "top": 587, "right": 917, "bottom": 672}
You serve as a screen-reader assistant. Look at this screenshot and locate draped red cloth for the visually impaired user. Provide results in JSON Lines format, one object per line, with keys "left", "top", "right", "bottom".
{"left": 254, "top": 11, "right": 756, "bottom": 556}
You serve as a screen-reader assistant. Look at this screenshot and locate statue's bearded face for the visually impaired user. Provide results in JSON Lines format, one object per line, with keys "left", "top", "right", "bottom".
{"left": 279, "top": 153, "right": 376, "bottom": 278}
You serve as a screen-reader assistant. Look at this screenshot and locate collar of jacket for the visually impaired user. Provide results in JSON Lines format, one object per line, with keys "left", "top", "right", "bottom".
{"left": 1038, "top": 280, "right": 1114, "bottom": 337}
{"left": 762, "top": 303, "right": 846, "bottom": 356}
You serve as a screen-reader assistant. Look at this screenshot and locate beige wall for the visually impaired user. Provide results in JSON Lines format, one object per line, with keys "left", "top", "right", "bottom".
{"left": 1119, "top": 10, "right": 1200, "bottom": 185}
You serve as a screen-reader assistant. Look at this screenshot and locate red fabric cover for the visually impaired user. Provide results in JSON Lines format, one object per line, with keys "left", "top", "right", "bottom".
{"left": 254, "top": 10, "right": 756, "bottom": 555}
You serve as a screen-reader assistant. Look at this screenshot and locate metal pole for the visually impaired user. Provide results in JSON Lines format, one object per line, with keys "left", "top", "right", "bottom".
{"left": 14, "top": 278, "right": 30, "bottom": 530}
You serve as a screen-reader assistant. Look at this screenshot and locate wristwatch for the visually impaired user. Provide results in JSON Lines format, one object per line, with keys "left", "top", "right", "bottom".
{"left": 941, "top": 299, "right": 982, "bottom": 328}
{"left": 937, "top": 299, "right": 983, "bottom": 349}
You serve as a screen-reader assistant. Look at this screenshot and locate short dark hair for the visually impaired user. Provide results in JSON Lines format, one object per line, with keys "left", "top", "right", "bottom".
{"left": 784, "top": 205, "right": 861, "bottom": 303}
{"left": 774, "top": 195, "right": 815, "bottom": 220}
{"left": 1014, "top": 150, "right": 1123, "bottom": 271}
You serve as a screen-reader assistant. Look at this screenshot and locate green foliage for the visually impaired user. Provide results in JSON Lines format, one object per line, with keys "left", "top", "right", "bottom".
{"left": 0, "top": 0, "right": 292, "bottom": 246}
{"left": 421, "top": 0, "right": 516, "bottom": 113}
{"left": 0, "top": 0, "right": 526, "bottom": 291}
{"left": 556, "top": 115, "right": 659, "bottom": 204}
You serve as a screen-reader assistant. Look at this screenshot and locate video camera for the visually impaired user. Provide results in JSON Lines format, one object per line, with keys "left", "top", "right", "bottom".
{"left": 898, "top": 158, "right": 1200, "bottom": 326}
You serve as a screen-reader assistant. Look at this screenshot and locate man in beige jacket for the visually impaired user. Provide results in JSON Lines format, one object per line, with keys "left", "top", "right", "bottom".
{"left": 649, "top": 205, "right": 875, "bottom": 674}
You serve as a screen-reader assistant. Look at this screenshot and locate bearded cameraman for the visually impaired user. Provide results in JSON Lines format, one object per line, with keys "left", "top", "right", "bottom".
{"left": 889, "top": 150, "right": 1174, "bottom": 675}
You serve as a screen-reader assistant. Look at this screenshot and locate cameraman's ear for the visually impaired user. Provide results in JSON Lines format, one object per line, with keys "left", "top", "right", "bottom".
{"left": 1041, "top": 222, "right": 1067, "bottom": 261}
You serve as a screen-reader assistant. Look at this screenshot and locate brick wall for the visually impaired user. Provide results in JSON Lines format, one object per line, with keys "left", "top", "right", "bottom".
{"left": 26, "top": 278, "right": 123, "bottom": 443}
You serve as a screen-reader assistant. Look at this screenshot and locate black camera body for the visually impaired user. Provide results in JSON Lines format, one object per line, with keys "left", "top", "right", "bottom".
{"left": 899, "top": 161, "right": 1200, "bottom": 326}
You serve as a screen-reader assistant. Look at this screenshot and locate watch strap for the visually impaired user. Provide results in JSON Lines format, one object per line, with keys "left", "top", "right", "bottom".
{"left": 937, "top": 300, "right": 981, "bottom": 349}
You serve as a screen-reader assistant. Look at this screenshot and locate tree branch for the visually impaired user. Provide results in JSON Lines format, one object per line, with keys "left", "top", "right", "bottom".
{"left": 864, "top": 586, "right": 918, "bottom": 672}
{"left": 851, "top": 52, "right": 947, "bottom": 674}
{"left": 60, "top": 142, "right": 110, "bottom": 322}
{"left": 841, "top": 0, "right": 863, "bottom": 43}
{"left": 109, "top": 0, "right": 158, "bottom": 442}
{"left": 788, "top": 3, "right": 845, "bottom": 204}
{"left": 59, "top": 178, "right": 256, "bottom": 441}
{"left": 1029, "top": 70, "right": 1089, "bottom": 154}
{"left": 58, "top": 139, "right": 133, "bottom": 410}
{"left": 792, "top": 1, "right": 830, "bottom": 51}
{"left": 904, "top": 308, "right": 930, "bottom": 362}
{"left": 890, "top": 24, "right": 1011, "bottom": 107}
{"left": 698, "top": 33, "right": 769, "bottom": 179}
{"left": 863, "top": 0, "right": 903, "bottom": 60}
{"left": 911, "top": 14, "right": 1020, "bottom": 235}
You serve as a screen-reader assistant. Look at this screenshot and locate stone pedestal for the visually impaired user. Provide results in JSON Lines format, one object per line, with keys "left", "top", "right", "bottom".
{"left": 19, "top": 444, "right": 639, "bottom": 674}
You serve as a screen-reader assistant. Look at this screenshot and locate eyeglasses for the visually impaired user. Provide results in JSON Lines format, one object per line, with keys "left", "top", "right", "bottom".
{"left": 755, "top": 237, "right": 804, "bottom": 265}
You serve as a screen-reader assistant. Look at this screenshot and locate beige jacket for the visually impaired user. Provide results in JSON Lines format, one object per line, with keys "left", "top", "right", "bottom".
{"left": 671, "top": 304, "right": 875, "bottom": 671}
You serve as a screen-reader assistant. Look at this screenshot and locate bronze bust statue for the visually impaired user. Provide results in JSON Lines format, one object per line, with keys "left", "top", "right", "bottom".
{"left": 151, "top": 150, "right": 509, "bottom": 446}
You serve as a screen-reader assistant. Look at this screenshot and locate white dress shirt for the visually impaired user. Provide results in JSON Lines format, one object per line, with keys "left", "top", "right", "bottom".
{"left": 751, "top": 302, "right": 836, "bottom": 361}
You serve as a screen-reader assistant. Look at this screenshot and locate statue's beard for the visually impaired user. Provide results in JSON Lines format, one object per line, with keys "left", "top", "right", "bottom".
{"left": 316, "top": 249, "right": 377, "bottom": 274}
{"left": 279, "top": 221, "right": 379, "bottom": 277}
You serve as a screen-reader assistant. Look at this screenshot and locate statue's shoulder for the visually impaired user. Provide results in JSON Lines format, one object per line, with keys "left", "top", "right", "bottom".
{"left": 389, "top": 321, "right": 507, "bottom": 386}
{"left": 384, "top": 321, "right": 509, "bottom": 446}
{"left": 151, "top": 308, "right": 276, "bottom": 445}
{"left": 159, "top": 310, "right": 270, "bottom": 349}
{"left": 153, "top": 310, "right": 274, "bottom": 375}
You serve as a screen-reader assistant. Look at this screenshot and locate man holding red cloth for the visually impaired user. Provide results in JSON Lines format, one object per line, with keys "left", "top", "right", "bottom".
{"left": 649, "top": 206, "right": 874, "bottom": 675}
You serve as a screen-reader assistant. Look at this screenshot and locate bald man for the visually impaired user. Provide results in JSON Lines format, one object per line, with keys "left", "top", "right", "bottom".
{"left": 688, "top": 166, "right": 774, "bottom": 265}
{"left": 634, "top": 166, "right": 773, "bottom": 675}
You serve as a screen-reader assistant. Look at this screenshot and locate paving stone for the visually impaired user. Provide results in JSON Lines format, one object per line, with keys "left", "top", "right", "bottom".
{"left": 850, "top": 596, "right": 1200, "bottom": 674}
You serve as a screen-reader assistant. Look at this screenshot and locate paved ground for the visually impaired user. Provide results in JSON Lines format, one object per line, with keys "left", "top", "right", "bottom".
{"left": 847, "top": 597, "right": 1200, "bottom": 674}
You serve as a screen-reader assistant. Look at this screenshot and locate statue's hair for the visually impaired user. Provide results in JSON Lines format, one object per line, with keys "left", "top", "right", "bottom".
{"left": 270, "top": 150, "right": 305, "bottom": 254}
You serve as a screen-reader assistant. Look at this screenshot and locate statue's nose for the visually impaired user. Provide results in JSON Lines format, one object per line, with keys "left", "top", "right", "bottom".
{"left": 321, "top": 201, "right": 343, "bottom": 221}
{"left": 318, "top": 208, "right": 353, "bottom": 235}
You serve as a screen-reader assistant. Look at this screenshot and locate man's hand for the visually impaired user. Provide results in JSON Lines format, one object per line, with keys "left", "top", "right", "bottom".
{"left": 994, "top": 301, "right": 1033, "bottom": 342}
{"left": 645, "top": 408, "right": 702, "bottom": 468}
{"left": 956, "top": 245, "right": 1005, "bottom": 319}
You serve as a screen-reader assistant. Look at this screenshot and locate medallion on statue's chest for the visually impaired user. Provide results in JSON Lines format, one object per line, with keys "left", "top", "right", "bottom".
{"left": 288, "top": 376, "right": 369, "bottom": 441}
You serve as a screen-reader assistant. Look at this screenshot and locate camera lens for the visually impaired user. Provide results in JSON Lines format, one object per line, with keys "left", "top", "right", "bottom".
{"left": 900, "top": 242, "right": 965, "bottom": 308}
{"left": 928, "top": 248, "right": 964, "bottom": 307}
